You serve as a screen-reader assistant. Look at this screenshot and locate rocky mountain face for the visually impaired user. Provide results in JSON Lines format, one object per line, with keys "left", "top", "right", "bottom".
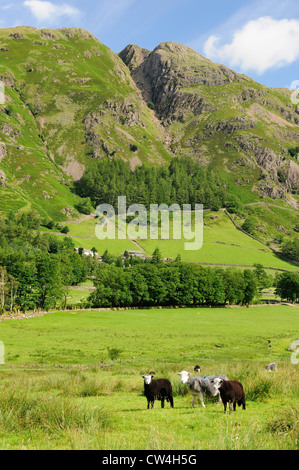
{"left": 0, "top": 27, "right": 298, "bottom": 222}
{"left": 120, "top": 42, "right": 299, "bottom": 205}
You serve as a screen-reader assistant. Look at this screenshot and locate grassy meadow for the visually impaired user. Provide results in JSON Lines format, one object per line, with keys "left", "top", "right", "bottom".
{"left": 0, "top": 305, "right": 298, "bottom": 450}
{"left": 65, "top": 210, "right": 299, "bottom": 272}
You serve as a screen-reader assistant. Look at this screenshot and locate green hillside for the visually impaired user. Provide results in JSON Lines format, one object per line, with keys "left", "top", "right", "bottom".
{"left": 64, "top": 210, "right": 298, "bottom": 272}
{"left": 0, "top": 27, "right": 171, "bottom": 220}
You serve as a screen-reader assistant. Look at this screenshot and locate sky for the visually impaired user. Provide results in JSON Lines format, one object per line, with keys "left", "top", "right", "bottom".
{"left": 0, "top": 0, "right": 299, "bottom": 88}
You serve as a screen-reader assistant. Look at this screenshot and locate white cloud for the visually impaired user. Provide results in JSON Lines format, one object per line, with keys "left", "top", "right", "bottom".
{"left": 23, "top": 0, "right": 80, "bottom": 23}
{"left": 203, "top": 16, "right": 299, "bottom": 75}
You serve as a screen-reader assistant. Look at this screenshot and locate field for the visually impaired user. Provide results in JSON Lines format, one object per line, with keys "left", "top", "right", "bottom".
{"left": 0, "top": 305, "right": 298, "bottom": 450}
{"left": 65, "top": 210, "right": 299, "bottom": 272}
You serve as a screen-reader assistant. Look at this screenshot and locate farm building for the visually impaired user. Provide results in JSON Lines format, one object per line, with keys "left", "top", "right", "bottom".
{"left": 122, "top": 250, "right": 146, "bottom": 260}
{"left": 74, "top": 248, "right": 100, "bottom": 258}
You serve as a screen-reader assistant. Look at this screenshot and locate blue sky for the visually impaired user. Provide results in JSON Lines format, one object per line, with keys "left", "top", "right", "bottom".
{"left": 1, "top": 0, "right": 299, "bottom": 88}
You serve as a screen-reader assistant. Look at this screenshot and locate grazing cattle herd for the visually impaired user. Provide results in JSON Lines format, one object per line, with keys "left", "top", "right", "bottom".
{"left": 142, "top": 363, "right": 278, "bottom": 413}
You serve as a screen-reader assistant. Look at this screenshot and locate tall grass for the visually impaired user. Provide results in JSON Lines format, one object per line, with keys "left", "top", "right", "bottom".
{"left": 266, "top": 405, "right": 298, "bottom": 437}
{"left": 0, "top": 390, "right": 110, "bottom": 435}
{"left": 0, "top": 373, "right": 111, "bottom": 449}
{"left": 35, "top": 371, "right": 132, "bottom": 397}
{"left": 0, "top": 392, "right": 109, "bottom": 432}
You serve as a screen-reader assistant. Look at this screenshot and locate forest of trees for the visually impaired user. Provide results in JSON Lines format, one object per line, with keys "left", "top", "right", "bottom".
{"left": 75, "top": 156, "right": 228, "bottom": 211}
{"left": 88, "top": 249, "right": 262, "bottom": 308}
{"left": 0, "top": 211, "right": 97, "bottom": 312}
{"left": 88, "top": 255, "right": 299, "bottom": 307}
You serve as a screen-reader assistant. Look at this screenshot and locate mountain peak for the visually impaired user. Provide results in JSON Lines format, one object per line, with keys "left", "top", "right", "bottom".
{"left": 153, "top": 41, "right": 207, "bottom": 59}
{"left": 119, "top": 44, "right": 151, "bottom": 72}
{"left": 0, "top": 26, "right": 100, "bottom": 42}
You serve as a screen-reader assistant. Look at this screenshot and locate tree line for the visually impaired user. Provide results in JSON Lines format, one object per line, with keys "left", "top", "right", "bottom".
{"left": 88, "top": 251, "right": 260, "bottom": 308}
{"left": 0, "top": 211, "right": 97, "bottom": 312}
{"left": 88, "top": 252, "right": 299, "bottom": 308}
{"left": 75, "top": 156, "right": 227, "bottom": 211}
